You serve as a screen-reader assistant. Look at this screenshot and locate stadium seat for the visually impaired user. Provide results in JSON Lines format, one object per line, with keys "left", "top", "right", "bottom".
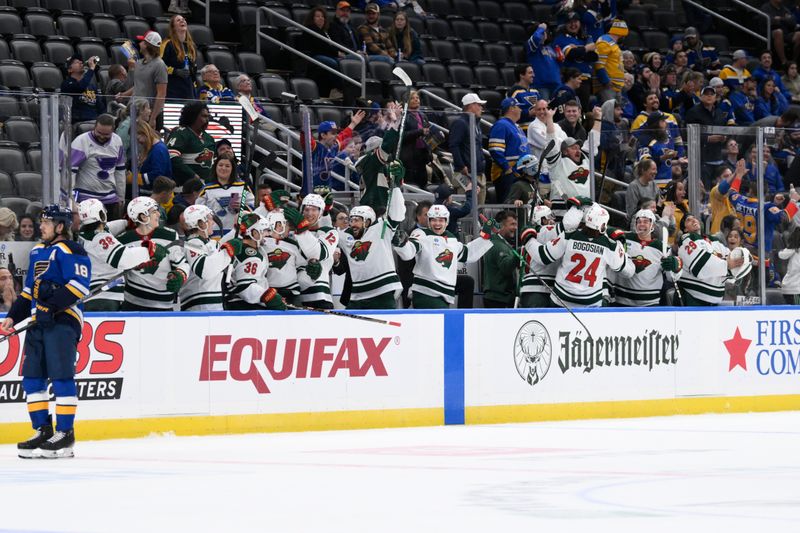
{"left": 74, "top": 0, "right": 102, "bottom": 17}
{"left": 76, "top": 37, "right": 109, "bottom": 64}
{"left": 260, "top": 103, "right": 285, "bottom": 125}
{"left": 394, "top": 61, "right": 422, "bottom": 83}
{"left": 291, "top": 7, "right": 309, "bottom": 25}
{"left": 10, "top": 0, "right": 40, "bottom": 10}
{"left": 315, "top": 106, "right": 343, "bottom": 127}
{"left": 703, "top": 33, "right": 730, "bottom": 52}
{"left": 205, "top": 46, "right": 236, "bottom": 74}
{"left": 26, "top": 146, "right": 40, "bottom": 171}
{"left": 0, "top": 59, "right": 32, "bottom": 88}
{"left": 152, "top": 20, "right": 168, "bottom": 36}
{"left": 499, "top": 65, "right": 515, "bottom": 86}
{"left": 448, "top": 63, "right": 475, "bottom": 87}
{"left": 58, "top": 13, "right": 89, "bottom": 39}
{"left": 0, "top": 39, "right": 9, "bottom": 60}
{"left": 0, "top": 8, "right": 23, "bottom": 36}
{"left": 25, "top": 12, "right": 57, "bottom": 38}
{"left": 26, "top": 200, "right": 42, "bottom": 218}
{"left": 457, "top": 41, "right": 483, "bottom": 64}
{"left": 12, "top": 171, "right": 42, "bottom": 200}
{"left": 265, "top": 6, "right": 291, "bottom": 28}
{"left": 5, "top": 116, "right": 39, "bottom": 148}
{"left": 10, "top": 36, "right": 44, "bottom": 64}
{"left": 651, "top": 9, "right": 682, "bottom": 32}
{"left": 476, "top": 0, "right": 503, "bottom": 20}
{"left": 369, "top": 59, "right": 393, "bottom": 82}
{"left": 530, "top": 4, "right": 554, "bottom": 23}
{"left": 109, "top": 43, "right": 129, "bottom": 65}
{"left": 90, "top": 14, "right": 122, "bottom": 41}
{"left": 0, "top": 197, "right": 30, "bottom": 219}
{"left": 452, "top": 0, "right": 478, "bottom": 19}
{"left": 422, "top": 62, "right": 450, "bottom": 85}
{"left": 420, "top": 86, "right": 448, "bottom": 109}
{"left": 0, "top": 171, "right": 16, "bottom": 197}
{"left": 73, "top": 120, "right": 94, "bottom": 136}
{"left": 641, "top": 30, "right": 669, "bottom": 51}
{"left": 473, "top": 64, "right": 501, "bottom": 88}
{"left": 289, "top": 77, "right": 320, "bottom": 102}
{"left": 624, "top": 30, "right": 643, "bottom": 50}
{"left": 483, "top": 42, "right": 508, "bottom": 65}
{"left": 134, "top": 0, "right": 161, "bottom": 21}
{"left": 504, "top": 2, "right": 531, "bottom": 21}
{"left": 477, "top": 21, "right": 503, "bottom": 42}
{"left": 30, "top": 61, "right": 62, "bottom": 90}
{"left": 258, "top": 74, "right": 287, "bottom": 101}
{"left": 426, "top": 0, "right": 451, "bottom": 17}
{"left": 0, "top": 141, "right": 27, "bottom": 174}
{"left": 42, "top": 0, "right": 74, "bottom": 14}
{"left": 189, "top": 23, "right": 214, "bottom": 48}
{"left": 450, "top": 20, "right": 476, "bottom": 42}
{"left": 43, "top": 35, "right": 73, "bottom": 64}
{"left": 428, "top": 39, "right": 457, "bottom": 63}
{"left": 104, "top": 0, "right": 133, "bottom": 18}
{"left": 448, "top": 87, "right": 470, "bottom": 105}
{"left": 237, "top": 51, "right": 266, "bottom": 77}
{"left": 408, "top": 15, "right": 425, "bottom": 36}
{"left": 424, "top": 18, "right": 450, "bottom": 40}
{"left": 0, "top": 95, "right": 20, "bottom": 120}
{"left": 503, "top": 23, "right": 526, "bottom": 43}
{"left": 509, "top": 44, "right": 524, "bottom": 63}
{"left": 479, "top": 89, "right": 502, "bottom": 114}
{"left": 120, "top": 15, "right": 149, "bottom": 41}
{"left": 624, "top": 9, "right": 651, "bottom": 30}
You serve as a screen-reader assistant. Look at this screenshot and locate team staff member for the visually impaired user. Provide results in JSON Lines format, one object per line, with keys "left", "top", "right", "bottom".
{"left": 481, "top": 210, "right": 519, "bottom": 308}
{"left": 1, "top": 205, "right": 91, "bottom": 459}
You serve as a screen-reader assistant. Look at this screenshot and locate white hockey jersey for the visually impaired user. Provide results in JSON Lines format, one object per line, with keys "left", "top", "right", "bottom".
{"left": 395, "top": 229, "right": 492, "bottom": 304}
{"left": 196, "top": 181, "right": 255, "bottom": 237}
{"left": 179, "top": 235, "right": 231, "bottom": 310}
{"left": 521, "top": 207, "right": 583, "bottom": 295}
{"left": 610, "top": 233, "right": 668, "bottom": 307}
{"left": 296, "top": 225, "right": 338, "bottom": 304}
{"left": 543, "top": 130, "right": 596, "bottom": 201}
{"left": 227, "top": 243, "right": 270, "bottom": 308}
{"left": 261, "top": 236, "right": 301, "bottom": 296}
{"left": 677, "top": 233, "right": 729, "bottom": 305}
{"left": 79, "top": 219, "right": 149, "bottom": 304}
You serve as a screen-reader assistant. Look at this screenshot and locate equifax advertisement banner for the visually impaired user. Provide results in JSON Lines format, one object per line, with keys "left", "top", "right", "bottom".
{"left": 0, "top": 313, "right": 443, "bottom": 423}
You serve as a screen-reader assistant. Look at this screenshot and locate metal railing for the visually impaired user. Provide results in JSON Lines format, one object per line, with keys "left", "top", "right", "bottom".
{"left": 682, "top": 0, "right": 769, "bottom": 47}
{"left": 256, "top": 7, "right": 366, "bottom": 98}
{"left": 190, "top": 0, "right": 211, "bottom": 27}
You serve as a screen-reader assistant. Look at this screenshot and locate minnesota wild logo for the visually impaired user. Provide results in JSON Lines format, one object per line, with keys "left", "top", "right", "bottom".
{"left": 567, "top": 167, "right": 589, "bottom": 184}
{"left": 631, "top": 254, "right": 651, "bottom": 273}
{"left": 350, "top": 240, "right": 372, "bottom": 261}
{"left": 435, "top": 248, "right": 454, "bottom": 268}
{"left": 268, "top": 248, "right": 291, "bottom": 269}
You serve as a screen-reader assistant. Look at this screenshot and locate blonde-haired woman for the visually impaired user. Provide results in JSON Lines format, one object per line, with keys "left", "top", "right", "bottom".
{"left": 161, "top": 14, "right": 197, "bottom": 100}
{"left": 136, "top": 120, "right": 172, "bottom": 191}
{"left": 0, "top": 208, "right": 18, "bottom": 241}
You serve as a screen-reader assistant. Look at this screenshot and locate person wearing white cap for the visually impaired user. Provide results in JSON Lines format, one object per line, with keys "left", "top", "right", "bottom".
{"left": 115, "top": 30, "right": 168, "bottom": 130}
{"left": 448, "top": 93, "right": 487, "bottom": 204}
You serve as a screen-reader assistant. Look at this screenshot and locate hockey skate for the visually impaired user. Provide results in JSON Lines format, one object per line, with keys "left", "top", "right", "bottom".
{"left": 17, "top": 424, "right": 54, "bottom": 459}
{"left": 38, "top": 429, "right": 75, "bottom": 459}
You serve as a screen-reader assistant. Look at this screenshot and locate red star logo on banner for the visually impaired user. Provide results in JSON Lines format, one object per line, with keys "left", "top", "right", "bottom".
{"left": 723, "top": 327, "right": 751, "bottom": 371}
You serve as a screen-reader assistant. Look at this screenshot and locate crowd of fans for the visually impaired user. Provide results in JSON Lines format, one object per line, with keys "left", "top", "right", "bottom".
{"left": 5, "top": 0, "right": 800, "bottom": 312}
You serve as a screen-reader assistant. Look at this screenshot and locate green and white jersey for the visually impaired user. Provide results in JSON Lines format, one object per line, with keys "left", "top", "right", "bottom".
{"left": 79, "top": 219, "right": 149, "bottom": 303}
{"left": 521, "top": 206, "right": 583, "bottom": 295}
{"left": 610, "top": 233, "right": 666, "bottom": 307}
{"left": 260, "top": 236, "right": 300, "bottom": 295}
{"left": 296, "top": 225, "right": 338, "bottom": 304}
{"left": 678, "top": 232, "right": 729, "bottom": 305}
{"left": 180, "top": 235, "right": 231, "bottom": 311}
{"left": 535, "top": 229, "right": 633, "bottom": 308}
{"left": 117, "top": 226, "right": 188, "bottom": 309}
{"left": 166, "top": 126, "right": 215, "bottom": 183}
{"left": 227, "top": 243, "right": 269, "bottom": 308}
{"left": 395, "top": 229, "right": 492, "bottom": 305}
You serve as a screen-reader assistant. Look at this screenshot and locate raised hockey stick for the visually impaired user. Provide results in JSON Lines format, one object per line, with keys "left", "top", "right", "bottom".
{"left": 382, "top": 67, "right": 413, "bottom": 239}
{"left": 529, "top": 139, "right": 555, "bottom": 213}
{"left": 286, "top": 304, "right": 402, "bottom": 327}
{"left": 662, "top": 226, "right": 683, "bottom": 306}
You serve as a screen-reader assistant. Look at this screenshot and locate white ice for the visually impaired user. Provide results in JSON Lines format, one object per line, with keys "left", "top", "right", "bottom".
{"left": 1, "top": 411, "right": 799, "bottom": 533}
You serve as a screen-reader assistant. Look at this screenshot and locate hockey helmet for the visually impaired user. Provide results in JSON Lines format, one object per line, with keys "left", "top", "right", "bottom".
{"left": 41, "top": 204, "right": 73, "bottom": 225}
{"left": 633, "top": 209, "right": 656, "bottom": 231}
{"left": 301, "top": 193, "right": 326, "bottom": 212}
{"left": 532, "top": 205, "right": 553, "bottom": 225}
{"left": 183, "top": 204, "right": 214, "bottom": 230}
{"left": 583, "top": 203, "right": 610, "bottom": 232}
{"left": 516, "top": 154, "right": 539, "bottom": 176}
{"left": 265, "top": 211, "right": 287, "bottom": 236}
{"left": 239, "top": 213, "right": 269, "bottom": 241}
{"left": 350, "top": 205, "right": 376, "bottom": 227}
{"left": 127, "top": 196, "right": 159, "bottom": 223}
{"left": 729, "top": 247, "right": 753, "bottom": 280}
{"left": 427, "top": 204, "right": 450, "bottom": 223}
{"left": 78, "top": 199, "right": 107, "bottom": 226}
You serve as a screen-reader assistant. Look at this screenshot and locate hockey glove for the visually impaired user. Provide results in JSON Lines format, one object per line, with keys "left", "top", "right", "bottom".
{"left": 35, "top": 303, "right": 54, "bottom": 326}
{"left": 261, "top": 287, "right": 287, "bottom": 310}
{"left": 166, "top": 269, "right": 187, "bottom": 293}
{"left": 607, "top": 228, "right": 626, "bottom": 246}
{"left": 386, "top": 160, "right": 405, "bottom": 186}
{"left": 306, "top": 260, "right": 323, "bottom": 281}
{"left": 220, "top": 238, "right": 243, "bottom": 258}
{"left": 263, "top": 189, "right": 289, "bottom": 211}
{"left": 391, "top": 228, "right": 409, "bottom": 247}
{"left": 567, "top": 196, "right": 593, "bottom": 208}
{"left": 313, "top": 186, "right": 335, "bottom": 214}
{"left": 520, "top": 225, "right": 538, "bottom": 245}
{"left": 480, "top": 217, "right": 499, "bottom": 239}
{"left": 144, "top": 240, "right": 168, "bottom": 263}
{"left": 283, "top": 206, "right": 311, "bottom": 234}
{"left": 661, "top": 255, "right": 682, "bottom": 273}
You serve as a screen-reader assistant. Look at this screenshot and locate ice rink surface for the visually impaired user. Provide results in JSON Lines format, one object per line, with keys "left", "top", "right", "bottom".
{"left": 1, "top": 411, "right": 799, "bottom": 533}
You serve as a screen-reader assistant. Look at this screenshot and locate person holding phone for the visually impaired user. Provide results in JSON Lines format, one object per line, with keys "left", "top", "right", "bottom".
{"left": 196, "top": 154, "right": 254, "bottom": 238}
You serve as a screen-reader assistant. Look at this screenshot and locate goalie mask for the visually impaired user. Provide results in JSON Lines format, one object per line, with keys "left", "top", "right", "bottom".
{"left": 583, "top": 203, "right": 609, "bottom": 232}
{"left": 78, "top": 199, "right": 107, "bottom": 226}
{"left": 183, "top": 204, "right": 214, "bottom": 231}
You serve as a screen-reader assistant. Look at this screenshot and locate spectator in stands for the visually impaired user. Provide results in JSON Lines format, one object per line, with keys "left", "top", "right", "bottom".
{"left": 62, "top": 55, "right": 104, "bottom": 124}
{"left": 683, "top": 27, "right": 721, "bottom": 76}
{"left": 174, "top": 177, "right": 205, "bottom": 208}
{"left": 333, "top": 209, "right": 349, "bottom": 230}
{"left": 329, "top": 1, "right": 361, "bottom": 53}
{"left": 15, "top": 215, "right": 37, "bottom": 242}
{"left": 161, "top": 15, "right": 198, "bottom": 101}
{"left": 214, "top": 138, "right": 246, "bottom": 182}
{"left": 620, "top": 73, "right": 636, "bottom": 122}
{"left": 71, "top": 114, "right": 126, "bottom": 219}
{"left": 658, "top": 64, "right": 679, "bottom": 112}
{"left": 481, "top": 210, "right": 518, "bottom": 308}
{"left": 116, "top": 98, "right": 151, "bottom": 159}
{"left": 388, "top": 11, "right": 424, "bottom": 65}
{"left": 198, "top": 65, "right": 235, "bottom": 103}
{"left": 593, "top": 19, "right": 628, "bottom": 103}
{"left": 304, "top": 6, "right": 344, "bottom": 99}
{"left": 629, "top": 66, "right": 660, "bottom": 114}
{"left": 713, "top": 214, "right": 741, "bottom": 242}
{"left": 753, "top": 50, "right": 792, "bottom": 99}
{"left": 557, "top": 100, "right": 587, "bottom": 143}
{"left": 663, "top": 178, "right": 689, "bottom": 233}
{"left": 720, "top": 50, "right": 752, "bottom": 90}
{"left": 685, "top": 86, "right": 733, "bottom": 185}
{"left": 778, "top": 226, "right": 800, "bottom": 304}
{"left": 621, "top": 50, "right": 637, "bottom": 73}
{"left": 0, "top": 266, "right": 16, "bottom": 313}
{"left": 573, "top": 0, "right": 616, "bottom": 42}
{"left": 116, "top": 31, "right": 168, "bottom": 130}
{"left": 782, "top": 61, "right": 800, "bottom": 103}
{"left": 105, "top": 64, "right": 128, "bottom": 112}
{"left": 644, "top": 52, "right": 663, "bottom": 73}
{"left": 434, "top": 184, "right": 474, "bottom": 237}
{"left": 671, "top": 71, "right": 702, "bottom": 119}
{"left": 708, "top": 164, "right": 738, "bottom": 235}
{"left": 549, "top": 68, "right": 583, "bottom": 123}
{"left": 507, "top": 64, "right": 540, "bottom": 131}
{"left": 672, "top": 50, "right": 690, "bottom": 78}
{"left": 756, "top": 78, "right": 790, "bottom": 120}
{"left": 730, "top": 76, "right": 758, "bottom": 125}
{"left": 150, "top": 176, "right": 179, "bottom": 224}
{"left": 760, "top": 0, "right": 800, "bottom": 67}
{"left": 358, "top": 3, "right": 396, "bottom": 65}
{"left": 197, "top": 153, "right": 255, "bottom": 236}
{"left": 553, "top": 11, "right": 596, "bottom": 110}
{"left": 399, "top": 91, "right": 431, "bottom": 188}
{"left": 449, "top": 93, "right": 487, "bottom": 204}
{"left": 489, "top": 98, "right": 532, "bottom": 203}
{"left": 626, "top": 158, "right": 659, "bottom": 220}
{"left": 308, "top": 111, "right": 365, "bottom": 189}
{"left": 136, "top": 120, "right": 172, "bottom": 190}
{"left": 666, "top": 35, "right": 684, "bottom": 64}
{"left": 746, "top": 144, "right": 785, "bottom": 193}
{"left": 525, "top": 23, "right": 560, "bottom": 99}
{"left": 234, "top": 74, "right": 267, "bottom": 117}
{"left": 168, "top": 101, "right": 216, "bottom": 184}
{"left": 710, "top": 76, "right": 735, "bottom": 124}
{"left": 722, "top": 139, "right": 741, "bottom": 172}
{"left": 0, "top": 208, "right": 18, "bottom": 241}
{"left": 636, "top": 112, "right": 684, "bottom": 188}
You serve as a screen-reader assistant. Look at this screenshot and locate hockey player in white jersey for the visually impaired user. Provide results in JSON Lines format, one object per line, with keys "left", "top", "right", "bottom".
{"left": 533, "top": 203, "right": 634, "bottom": 308}
{"left": 77, "top": 199, "right": 152, "bottom": 311}
{"left": 225, "top": 213, "right": 287, "bottom": 310}
{"left": 180, "top": 204, "right": 243, "bottom": 311}
{"left": 117, "top": 197, "right": 190, "bottom": 311}
{"left": 610, "top": 209, "right": 682, "bottom": 307}
{"left": 394, "top": 205, "right": 496, "bottom": 309}
{"left": 260, "top": 210, "right": 302, "bottom": 304}
{"left": 337, "top": 187, "right": 406, "bottom": 309}
{"left": 677, "top": 214, "right": 743, "bottom": 306}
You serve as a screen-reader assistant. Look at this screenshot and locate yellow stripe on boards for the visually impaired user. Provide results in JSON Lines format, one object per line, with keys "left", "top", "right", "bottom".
{"left": 0, "top": 408, "right": 443, "bottom": 444}
{"left": 465, "top": 394, "right": 800, "bottom": 425}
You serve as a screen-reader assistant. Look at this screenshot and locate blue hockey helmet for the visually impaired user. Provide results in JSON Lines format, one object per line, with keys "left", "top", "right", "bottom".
{"left": 41, "top": 204, "right": 73, "bottom": 225}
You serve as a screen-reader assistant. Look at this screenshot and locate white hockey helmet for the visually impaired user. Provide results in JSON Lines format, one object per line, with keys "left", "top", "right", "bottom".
{"left": 516, "top": 153, "right": 539, "bottom": 176}
{"left": 633, "top": 209, "right": 656, "bottom": 230}
{"left": 427, "top": 204, "right": 450, "bottom": 223}
{"left": 729, "top": 247, "right": 753, "bottom": 280}
{"left": 301, "top": 193, "right": 326, "bottom": 212}
{"left": 127, "top": 196, "right": 159, "bottom": 223}
{"left": 350, "top": 205, "right": 376, "bottom": 227}
{"left": 239, "top": 213, "right": 270, "bottom": 242}
{"left": 183, "top": 204, "right": 214, "bottom": 230}
{"left": 78, "top": 198, "right": 107, "bottom": 226}
{"left": 265, "top": 210, "right": 287, "bottom": 236}
{"left": 583, "top": 203, "right": 610, "bottom": 232}
{"left": 532, "top": 205, "right": 553, "bottom": 224}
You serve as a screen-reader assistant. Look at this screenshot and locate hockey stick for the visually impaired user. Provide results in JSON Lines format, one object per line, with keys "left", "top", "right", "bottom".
{"left": 529, "top": 139, "right": 555, "bottom": 214}
{"left": 286, "top": 303, "right": 402, "bottom": 327}
{"left": 662, "top": 226, "right": 683, "bottom": 306}
{"left": 382, "top": 67, "right": 413, "bottom": 239}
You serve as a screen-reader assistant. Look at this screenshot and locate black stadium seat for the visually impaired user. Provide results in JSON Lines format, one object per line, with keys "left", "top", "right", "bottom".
{"left": 5, "top": 116, "right": 39, "bottom": 148}
{"left": 426, "top": 0, "right": 451, "bottom": 17}
{"left": 43, "top": 35, "right": 73, "bottom": 64}
{"left": 369, "top": 59, "right": 393, "bottom": 82}
{"left": 503, "top": 23, "right": 526, "bottom": 43}
{"left": 0, "top": 59, "right": 32, "bottom": 89}
{"left": 258, "top": 74, "right": 287, "bottom": 101}
{"left": 479, "top": 89, "right": 503, "bottom": 113}
{"left": 0, "top": 95, "right": 20, "bottom": 120}
{"left": 428, "top": 39, "right": 457, "bottom": 63}
{"left": 58, "top": 13, "right": 89, "bottom": 39}
{"left": 477, "top": 21, "right": 503, "bottom": 42}
{"left": 315, "top": 106, "right": 343, "bottom": 127}
{"left": 624, "top": 9, "right": 651, "bottom": 30}
{"left": 25, "top": 12, "right": 57, "bottom": 38}
{"left": 120, "top": 15, "right": 148, "bottom": 41}
{"left": 477, "top": 0, "right": 503, "bottom": 20}
{"left": 0, "top": 141, "right": 27, "bottom": 173}
{"left": 189, "top": 24, "right": 214, "bottom": 48}
{"left": 483, "top": 42, "right": 508, "bottom": 65}
{"left": 76, "top": 37, "right": 108, "bottom": 64}
{"left": 74, "top": 0, "right": 102, "bottom": 17}
{"left": 0, "top": 39, "right": 9, "bottom": 60}
{"left": 394, "top": 61, "right": 422, "bottom": 83}
{"left": 0, "top": 8, "right": 24, "bottom": 36}
{"left": 420, "top": 86, "right": 448, "bottom": 109}
{"left": 42, "top": 0, "right": 74, "bottom": 14}
{"left": 452, "top": 0, "right": 478, "bottom": 19}
{"left": 0, "top": 171, "right": 15, "bottom": 197}
{"left": 26, "top": 146, "right": 41, "bottom": 171}
{"left": 104, "top": 0, "right": 133, "bottom": 18}
{"left": 641, "top": 30, "right": 669, "bottom": 51}
{"left": 10, "top": 36, "right": 44, "bottom": 64}
{"left": 422, "top": 62, "right": 449, "bottom": 85}
{"left": 134, "top": 0, "right": 162, "bottom": 21}
{"left": 450, "top": 20, "right": 476, "bottom": 42}
{"left": 457, "top": 41, "right": 483, "bottom": 64}
{"left": 13, "top": 171, "right": 42, "bottom": 200}
{"left": 448, "top": 63, "right": 474, "bottom": 87}
{"left": 474, "top": 64, "right": 501, "bottom": 88}
{"left": 289, "top": 77, "right": 320, "bottom": 102}
{"left": 424, "top": 18, "right": 450, "bottom": 40}
{"left": 0, "top": 197, "right": 31, "bottom": 219}
{"left": 205, "top": 46, "right": 236, "bottom": 74}
{"left": 90, "top": 14, "right": 122, "bottom": 41}
{"left": 10, "top": 0, "right": 40, "bottom": 10}
{"left": 238, "top": 51, "right": 266, "bottom": 76}
{"left": 30, "top": 61, "right": 62, "bottom": 90}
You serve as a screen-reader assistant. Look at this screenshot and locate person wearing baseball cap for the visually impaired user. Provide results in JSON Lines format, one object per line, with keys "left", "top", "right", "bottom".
{"left": 447, "top": 93, "right": 487, "bottom": 203}
{"left": 357, "top": 3, "right": 396, "bottom": 65}
{"left": 720, "top": 50, "right": 751, "bottom": 90}
{"left": 115, "top": 30, "right": 168, "bottom": 130}
{"left": 329, "top": 1, "right": 361, "bottom": 53}
{"left": 552, "top": 12, "right": 596, "bottom": 110}
{"left": 306, "top": 111, "right": 366, "bottom": 189}
{"left": 594, "top": 19, "right": 628, "bottom": 102}
{"left": 728, "top": 75, "right": 758, "bottom": 125}
{"left": 488, "top": 97, "right": 531, "bottom": 203}
{"left": 683, "top": 26, "right": 721, "bottom": 74}
{"left": 61, "top": 54, "right": 103, "bottom": 123}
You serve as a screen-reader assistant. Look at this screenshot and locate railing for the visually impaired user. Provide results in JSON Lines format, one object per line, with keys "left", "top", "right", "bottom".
{"left": 190, "top": 0, "right": 211, "bottom": 27}
{"left": 682, "top": 0, "right": 769, "bottom": 47}
{"left": 256, "top": 7, "right": 366, "bottom": 98}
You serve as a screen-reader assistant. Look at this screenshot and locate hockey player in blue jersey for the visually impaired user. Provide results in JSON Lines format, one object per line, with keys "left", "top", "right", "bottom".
{"left": 0, "top": 205, "right": 92, "bottom": 458}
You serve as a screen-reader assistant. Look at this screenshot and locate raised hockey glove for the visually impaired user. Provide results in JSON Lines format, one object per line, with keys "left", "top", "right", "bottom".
{"left": 283, "top": 206, "right": 311, "bottom": 234}
{"left": 386, "top": 160, "right": 405, "bottom": 186}
{"left": 261, "top": 287, "right": 287, "bottom": 310}
{"left": 520, "top": 225, "right": 538, "bottom": 244}
{"left": 391, "top": 228, "right": 409, "bottom": 247}
{"left": 144, "top": 240, "right": 167, "bottom": 263}
{"left": 306, "top": 260, "right": 323, "bottom": 281}
{"left": 166, "top": 269, "right": 187, "bottom": 293}
{"left": 480, "top": 217, "right": 499, "bottom": 239}
{"left": 313, "top": 186, "right": 335, "bottom": 213}
{"left": 567, "top": 196, "right": 592, "bottom": 208}
{"left": 661, "top": 255, "right": 682, "bottom": 273}
{"left": 220, "top": 238, "right": 243, "bottom": 258}
{"left": 263, "top": 189, "right": 291, "bottom": 211}
{"left": 34, "top": 302, "right": 54, "bottom": 326}
{"left": 607, "top": 228, "right": 626, "bottom": 246}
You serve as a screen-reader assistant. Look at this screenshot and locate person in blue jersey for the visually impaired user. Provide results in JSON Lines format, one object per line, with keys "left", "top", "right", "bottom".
{"left": 549, "top": 68, "right": 584, "bottom": 123}
{"left": 729, "top": 76, "right": 758, "bottom": 126}
{"left": 572, "top": 0, "right": 618, "bottom": 42}
{"left": 307, "top": 111, "right": 365, "bottom": 190}
{"left": 752, "top": 50, "right": 792, "bottom": 100}
{"left": 755, "top": 78, "right": 790, "bottom": 120}
{"left": 489, "top": 98, "right": 532, "bottom": 203}
{"left": 552, "top": 11, "right": 597, "bottom": 110}
{"left": 682, "top": 27, "right": 721, "bottom": 77}
{"left": 526, "top": 23, "right": 561, "bottom": 99}
{"left": 1, "top": 205, "right": 92, "bottom": 459}
{"left": 506, "top": 64, "right": 541, "bottom": 131}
